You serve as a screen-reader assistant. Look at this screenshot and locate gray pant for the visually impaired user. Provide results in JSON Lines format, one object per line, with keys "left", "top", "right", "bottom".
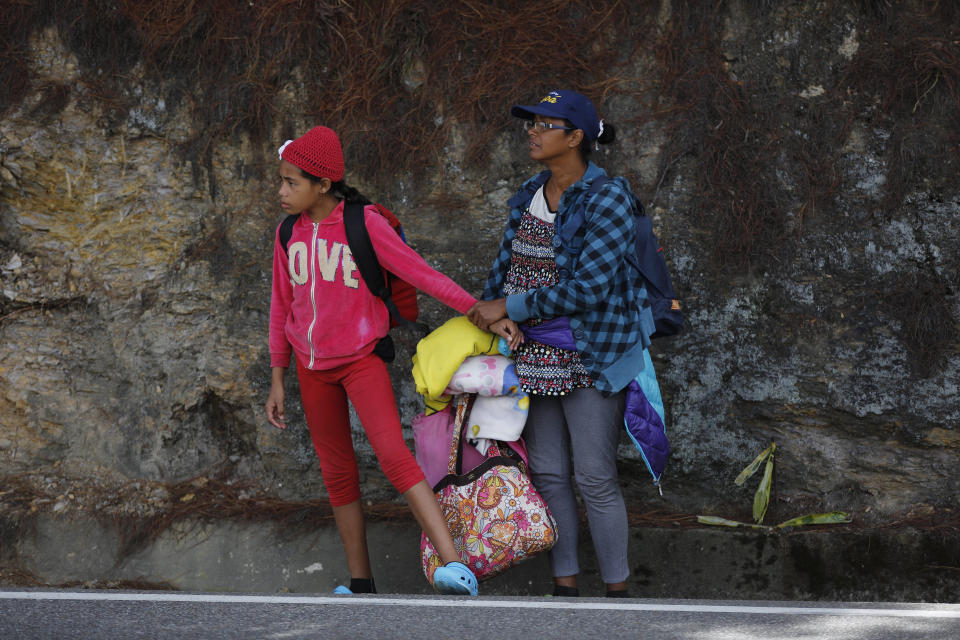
{"left": 523, "top": 387, "right": 629, "bottom": 584}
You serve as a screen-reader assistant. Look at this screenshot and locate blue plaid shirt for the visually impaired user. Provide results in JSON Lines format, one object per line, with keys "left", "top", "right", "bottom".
{"left": 482, "top": 163, "right": 652, "bottom": 394}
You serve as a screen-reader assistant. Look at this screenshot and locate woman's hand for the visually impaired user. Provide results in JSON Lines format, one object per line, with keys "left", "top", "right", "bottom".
{"left": 489, "top": 318, "right": 525, "bottom": 352}
{"left": 265, "top": 367, "right": 287, "bottom": 429}
{"left": 467, "top": 298, "right": 508, "bottom": 331}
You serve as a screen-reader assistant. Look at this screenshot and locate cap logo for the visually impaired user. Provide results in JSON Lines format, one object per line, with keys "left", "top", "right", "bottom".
{"left": 540, "top": 91, "right": 562, "bottom": 104}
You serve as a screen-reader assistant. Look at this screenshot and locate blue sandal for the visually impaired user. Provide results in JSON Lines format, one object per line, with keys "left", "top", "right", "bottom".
{"left": 433, "top": 561, "right": 478, "bottom": 596}
{"left": 333, "top": 585, "right": 352, "bottom": 595}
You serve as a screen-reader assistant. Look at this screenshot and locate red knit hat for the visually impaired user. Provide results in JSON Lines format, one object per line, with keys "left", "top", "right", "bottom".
{"left": 278, "top": 126, "right": 345, "bottom": 181}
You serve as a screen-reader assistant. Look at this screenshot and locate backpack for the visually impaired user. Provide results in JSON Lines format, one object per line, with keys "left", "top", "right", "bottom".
{"left": 585, "top": 177, "right": 683, "bottom": 339}
{"left": 510, "top": 172, "right": 683, "bottom": 339}
{"left": 278, "top": 201, "right": 422, "bottom": 361}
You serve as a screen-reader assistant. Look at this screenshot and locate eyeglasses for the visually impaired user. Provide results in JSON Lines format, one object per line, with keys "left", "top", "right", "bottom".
{"left": 524, "top": 120, "right": 575, "bottom": 132}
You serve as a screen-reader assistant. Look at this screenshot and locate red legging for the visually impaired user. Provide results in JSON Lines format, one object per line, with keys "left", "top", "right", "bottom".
{"left": 296, "top": 353, "right": 425, "bottom": 506}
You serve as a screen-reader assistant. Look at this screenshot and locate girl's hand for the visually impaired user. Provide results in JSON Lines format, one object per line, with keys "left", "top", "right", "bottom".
{"left": 266, "top": 369, "right": 287, "bottom": 429}
{"left": 490, "top": 318, "right": 524, "bottom": 352}
{"left": 467, "top": 298, "right": 508, "bottom": 331}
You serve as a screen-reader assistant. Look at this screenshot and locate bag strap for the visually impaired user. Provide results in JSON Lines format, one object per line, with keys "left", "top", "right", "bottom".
{"left": 279, "top": 213, "right": 300, "bottom": 255}
{"left": 448, "top": 395, "right": 521, "bottom": 476}
{"left": 342, "top": 202, "right": 416, "bottom": 329}
{"left": 448, "top": 394, "right": 475, "bottom": 475}
{"left": 574, "top": 176, "right": 654, "bottom": 276}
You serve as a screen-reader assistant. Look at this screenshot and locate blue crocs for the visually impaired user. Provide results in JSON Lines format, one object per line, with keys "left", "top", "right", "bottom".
{"left": 433, "top": 561, "right": 478, "bottom": 596}
{"left": 333, "top": 585, "right": 352, "bottom": 595}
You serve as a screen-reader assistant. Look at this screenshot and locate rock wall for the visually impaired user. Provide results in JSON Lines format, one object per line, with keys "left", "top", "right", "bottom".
{"left": 1, "top": 1, "right": 957, "bottom": 531}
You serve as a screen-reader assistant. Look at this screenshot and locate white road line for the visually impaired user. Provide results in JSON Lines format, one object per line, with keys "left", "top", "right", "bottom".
{"left": 2, "top": 592, "right": 959, "bottom": 618}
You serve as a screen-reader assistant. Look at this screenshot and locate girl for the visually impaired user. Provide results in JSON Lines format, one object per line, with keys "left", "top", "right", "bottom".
{"left": 467, "top": 91, "right": 653, "bottom": 598}
{"left": 266, "top": 125, "right": 510, "bottom": 596}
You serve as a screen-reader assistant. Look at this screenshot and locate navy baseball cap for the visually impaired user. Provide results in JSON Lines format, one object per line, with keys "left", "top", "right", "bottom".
{"left": 511, "top": 90, "right": 602, "bottom": 141}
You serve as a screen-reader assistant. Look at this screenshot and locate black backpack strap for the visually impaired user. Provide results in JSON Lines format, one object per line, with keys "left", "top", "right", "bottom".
{"left": 342, "top": 202, "right": 416, "bottom": 329}
{"left": 279, "top": 213, "right": 300, "bottom": 254}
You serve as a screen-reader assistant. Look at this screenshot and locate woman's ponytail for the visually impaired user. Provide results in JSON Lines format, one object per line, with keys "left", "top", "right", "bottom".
{"left": 597, "top": 122, "right": 616, "bottom": 146}
{"left": 564, "top": 118, "right": 616, "bottom": 161}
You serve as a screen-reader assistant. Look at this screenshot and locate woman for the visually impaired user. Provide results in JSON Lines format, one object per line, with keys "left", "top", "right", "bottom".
{"left": 467, "top": 90, "right": 653, "bottom": 598}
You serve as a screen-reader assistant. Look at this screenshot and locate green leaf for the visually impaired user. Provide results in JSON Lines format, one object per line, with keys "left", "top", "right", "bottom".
{"left": 735, "top": 442, "right": 776, "bottom": 486}
{"left": 775, "top": 512, "right": 852, "bottom": 528}
{"left": 752, "top": 453, "right": 774, "bottom": 524}
{"left": 697, "top": 515, "right": 771, "bottom": 531}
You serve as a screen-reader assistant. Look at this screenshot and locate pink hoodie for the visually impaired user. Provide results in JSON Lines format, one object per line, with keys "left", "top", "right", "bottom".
{"left": 269, "top": 201, "right": 476, "bottom": 370}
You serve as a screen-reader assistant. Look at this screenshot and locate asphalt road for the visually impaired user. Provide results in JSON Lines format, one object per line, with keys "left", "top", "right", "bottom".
{"left": 2, "top": 590, "right": 960, "bottom": 639}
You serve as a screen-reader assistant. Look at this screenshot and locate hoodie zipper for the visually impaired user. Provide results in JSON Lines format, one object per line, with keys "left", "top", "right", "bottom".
{"left": 306, "top": 222, "right": 319, "bottom": 368}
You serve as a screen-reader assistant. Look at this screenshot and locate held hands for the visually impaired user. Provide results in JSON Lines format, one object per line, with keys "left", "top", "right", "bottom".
{"left": 468, "top": 298, "right": 523, "bottom": 352}
{"left": 467, "top": 298, "right": 508, "bottom": 332}
{"left": 489, "top": 318, "right": 524, "bottom": 352}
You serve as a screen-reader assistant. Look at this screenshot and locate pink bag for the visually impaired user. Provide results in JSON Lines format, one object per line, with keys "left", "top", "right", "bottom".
{"left": 413, "top": 405, "right": 528, "bottom": 488}
{"left": 413, "top": 407, "right": 485, "bottom": 487}
{"left": 420, "top": 395, "right": 557, "bottom": 583}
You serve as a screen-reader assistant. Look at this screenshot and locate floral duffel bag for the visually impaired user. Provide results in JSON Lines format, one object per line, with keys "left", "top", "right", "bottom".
{"left": 420, "top": 394, "right": 557, "bottom": 583}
